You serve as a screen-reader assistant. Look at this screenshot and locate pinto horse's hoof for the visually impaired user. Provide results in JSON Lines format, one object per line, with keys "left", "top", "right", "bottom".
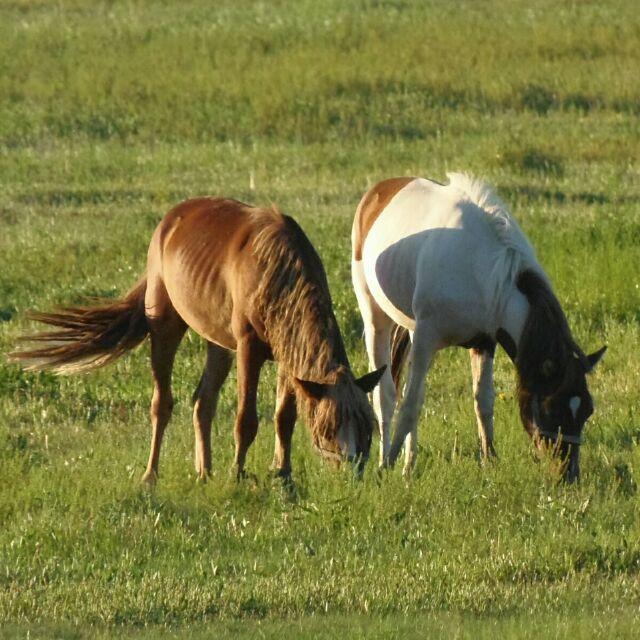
{"left": 195, "top": 471, "right": 211, "bottom": 484}
{"left": 140, "top": 470, "right": 158, "bottom": 488}
{"left": 375, "top": 463, "right": 390, "bottom": 483}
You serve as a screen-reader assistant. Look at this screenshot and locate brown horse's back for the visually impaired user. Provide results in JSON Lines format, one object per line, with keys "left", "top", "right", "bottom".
{"left": 146, "top": 197, "right": 267, "bottom": 351}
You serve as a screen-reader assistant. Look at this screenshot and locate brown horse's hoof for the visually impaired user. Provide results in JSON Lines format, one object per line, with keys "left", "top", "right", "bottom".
{"left": 271, "top": 470, "right": 297, "bottom": 498}
{"left": 235, "top": 469, "right": 259, "bottom": 485}
{"left": 272, "top": 468, "right": 294, "bottom": 485}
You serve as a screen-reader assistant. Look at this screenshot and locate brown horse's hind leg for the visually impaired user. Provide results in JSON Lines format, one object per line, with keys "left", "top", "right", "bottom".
{"left": 141, "top": 281, "right": 187, "bottom": 485}
{"left": 233, "top": 333, "right": 268, "bottom": 479}
{"left": 193, "top": 342, "right": 233, "bottom": 480}
{"left": 271, "top": 366, "right": 297, "bottom": 478}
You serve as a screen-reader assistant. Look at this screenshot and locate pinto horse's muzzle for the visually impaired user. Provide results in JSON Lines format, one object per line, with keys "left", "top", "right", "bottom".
{"left": 537, "top": 429, "right": 581, "bottom": 483}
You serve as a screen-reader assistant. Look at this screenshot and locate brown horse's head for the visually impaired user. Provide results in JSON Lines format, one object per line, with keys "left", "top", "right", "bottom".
{"left": 519, "top": 346, "right": 606, "bottom": 482}
{"left": 294, "top": 366, "right": 385, "bottom": 471}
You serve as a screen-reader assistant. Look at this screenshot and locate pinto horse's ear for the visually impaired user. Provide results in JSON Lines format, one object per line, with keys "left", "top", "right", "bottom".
{"left": 293, "top": 377, "right": 329, "bottom": 401}
{"left": 585, "top": 346, "right": 607, "bottom": 372}
{"left": 355, "top": 365, "right": 387, "bottom": 393}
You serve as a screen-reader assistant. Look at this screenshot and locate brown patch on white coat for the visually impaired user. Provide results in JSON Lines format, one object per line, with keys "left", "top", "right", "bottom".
{"left": 352, "top": 177, "right": 416, "bottom": 261}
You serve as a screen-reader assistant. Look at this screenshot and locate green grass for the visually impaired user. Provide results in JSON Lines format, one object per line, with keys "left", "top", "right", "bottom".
{"left": 3, "top": 609, "right": 640, "bottom": 640}
{"left": 1, "top": 0, "right": 639, "bottom": 636}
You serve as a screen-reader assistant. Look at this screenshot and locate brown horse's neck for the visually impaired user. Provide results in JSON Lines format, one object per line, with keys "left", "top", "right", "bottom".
{"left": 271, "top": 289, "right": 350, "bottom": 382}
{"left": 251, "top": 210, "right": 350, "bottom": 383}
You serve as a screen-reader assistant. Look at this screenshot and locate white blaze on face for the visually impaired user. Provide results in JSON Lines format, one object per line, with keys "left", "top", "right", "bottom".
{"left": 569, "top": 396, "right": 581, "bottom": 419}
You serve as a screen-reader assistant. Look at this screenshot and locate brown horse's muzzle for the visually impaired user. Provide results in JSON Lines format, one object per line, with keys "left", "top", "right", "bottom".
{"left": 314, "top": 439, "right": 369, "bottom": 477}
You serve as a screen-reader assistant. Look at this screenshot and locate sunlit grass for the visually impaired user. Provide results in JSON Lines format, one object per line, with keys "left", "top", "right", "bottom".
{"left": 0, "top": 0, "right": 639, "bottom": 635}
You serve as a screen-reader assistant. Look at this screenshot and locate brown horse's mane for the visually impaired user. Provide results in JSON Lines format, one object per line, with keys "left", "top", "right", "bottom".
{"left": 250, "top": 208, "right": 373, "bottom": 446}
{"left": 515, "top": 269, "right": 586, "bottom": 396}
{"left": 250, "top": 207, "right": 349, "bottom": 384}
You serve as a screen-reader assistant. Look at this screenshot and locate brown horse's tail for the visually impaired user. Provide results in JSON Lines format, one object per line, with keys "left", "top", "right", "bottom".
{"left": 390, "top": 323, "right": 411, "bottom": 393}
{"left": 9, "top": 278, "right": 149, "bottom": 374}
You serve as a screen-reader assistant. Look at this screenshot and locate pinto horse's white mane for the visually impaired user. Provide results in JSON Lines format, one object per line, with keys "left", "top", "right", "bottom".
{"left": 446, "top": 172, "right": 536, "bottom": 259}
{"left": 446, "top": 172, "right": 541, "bottom": 298}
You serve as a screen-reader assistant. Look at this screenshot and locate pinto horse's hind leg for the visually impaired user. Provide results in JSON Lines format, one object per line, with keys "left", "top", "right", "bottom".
{"left": 365, "top": 321, "right": 396, "bottom": 468}
{"left": 233, "top": 332, "right": 268, "bottom": 479}
{"left": 141, "top": 304, "right": 187, "bottom": 485}
{"left": 387, "top": 324, "right": 438, "bottom": 470}
{"left": 271, "top": 366, "right": 297, "bottom": 479}
{"left": 192, "top": 342, "right": 233, "bottom": 480}
{"left": 352, "top": 259, "right": 397, "bottom": 467}
{"left": 469, "top": 348, "right": 497, "bottom": 460}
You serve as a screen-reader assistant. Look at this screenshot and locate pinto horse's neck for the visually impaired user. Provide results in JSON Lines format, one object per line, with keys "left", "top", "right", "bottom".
{"left": 507, "top": 269, "right": 577, "bottom": 396}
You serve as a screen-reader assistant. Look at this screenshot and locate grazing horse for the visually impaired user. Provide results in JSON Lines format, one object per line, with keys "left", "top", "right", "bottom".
{"left": 352, "top": 173, "right": 605, "bottom": 481}
{"left": 12, "top": 197, "right": 385, "bottom": 483}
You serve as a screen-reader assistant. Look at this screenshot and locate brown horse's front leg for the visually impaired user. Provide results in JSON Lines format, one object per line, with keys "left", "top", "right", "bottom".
{"left": 271, "top": 367, "right": 297, "bottom": 478}
{"left": 233, "top": 333, "right": 267, "bottom": 479}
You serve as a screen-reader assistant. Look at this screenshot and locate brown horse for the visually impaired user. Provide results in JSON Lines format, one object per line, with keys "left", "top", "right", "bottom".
{"left": 11, "top": 197, "right": 385, "bottom": 483}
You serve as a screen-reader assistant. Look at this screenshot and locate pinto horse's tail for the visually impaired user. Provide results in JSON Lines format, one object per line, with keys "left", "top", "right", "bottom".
{"left": 390, "top": 323, "right": 411, "bottom": 393}
{"left": 9, "top": 278, "right": 149, "bottom": 374}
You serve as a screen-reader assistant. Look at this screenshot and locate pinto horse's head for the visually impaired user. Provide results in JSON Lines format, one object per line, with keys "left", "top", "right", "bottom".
{"left": 294, "top": 366, "right": 385, "bottom": 471}
{"left": 519, "top": 346, "right": 606, "bottom": 482}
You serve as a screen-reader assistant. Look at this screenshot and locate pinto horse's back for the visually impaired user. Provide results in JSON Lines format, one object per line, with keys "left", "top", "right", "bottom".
{"left": 353, "top": 174, "right": 539, "bottom": 345}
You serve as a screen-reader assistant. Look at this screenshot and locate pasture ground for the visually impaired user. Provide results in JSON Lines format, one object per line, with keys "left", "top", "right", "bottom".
{"left": 1, "top": 1, "right": 639, "bottom": 637}
{"left": 2, "top": 608, "right": 640, "bottom": 639}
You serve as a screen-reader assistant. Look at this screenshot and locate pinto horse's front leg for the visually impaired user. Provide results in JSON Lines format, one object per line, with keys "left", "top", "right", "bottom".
{"left": 387, "top": 326, "right": 438, "bottom": 473}
{"left": 469, "top": 347, "right": 497, "bottom": 461}
{"left": 233, "top": 333, "right": 267, "bottom": 479}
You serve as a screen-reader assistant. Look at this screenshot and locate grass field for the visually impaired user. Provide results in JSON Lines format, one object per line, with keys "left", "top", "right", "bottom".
{"left": 1, "top": 0, "right": 639, "bottom": 637}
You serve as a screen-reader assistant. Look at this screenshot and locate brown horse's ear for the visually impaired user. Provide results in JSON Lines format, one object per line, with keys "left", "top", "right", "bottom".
{"left": 355, "top": 365, "right": 387, "bottom": 393}
{"left": 585, "top": 346, "right": 606, "bottom": 372}
{"left": 293, "top": 377, "right": 329, "bottom": 401}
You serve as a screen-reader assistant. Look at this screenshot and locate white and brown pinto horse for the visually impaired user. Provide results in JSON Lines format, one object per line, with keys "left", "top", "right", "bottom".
{"left": 12, "top": 198, "right": 384, "bottom": 483}
{"left": 352, "top": 173, "right": 605, "bottom": 481}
